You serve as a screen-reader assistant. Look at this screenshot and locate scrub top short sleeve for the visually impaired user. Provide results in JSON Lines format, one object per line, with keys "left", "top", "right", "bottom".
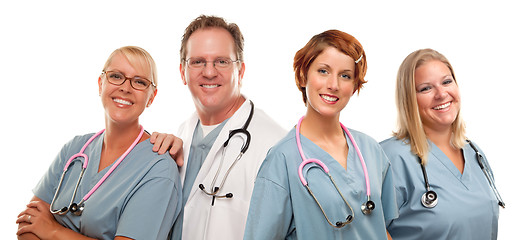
{"left": 245, "top": 127, "right": 397, "bottom": 239}
{"left": 33, "top": 133, "right": 181, "bottom": 240}
{"left": 380, "top": 137, "right": 499, "bottom": 240}
{"left": 245, "top": 149, "right": 295, "bottom": 239}
{"left": 116, "top": 164, "right": 180, "bottom": 239}
{"left": 34, "top": 135, "right": 87, "bottom": 204}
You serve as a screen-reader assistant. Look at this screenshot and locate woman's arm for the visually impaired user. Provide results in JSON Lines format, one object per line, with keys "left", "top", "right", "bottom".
{"left": 16, "top": 196, "right": 130, "bottom": 240}
{"left": 16, "top": 196, "right": 94, "bottom": 240}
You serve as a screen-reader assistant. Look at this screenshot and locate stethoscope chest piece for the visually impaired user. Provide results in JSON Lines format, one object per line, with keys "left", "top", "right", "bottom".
{"left": 421, "top": 190, "right": 438, "bottom": 208}
{"left": 417, "top": 140, "right": 505, "bottom": 209}
{"left": 419, "top": 158, "right": 438, "bottom": 208}
{"left": 69, "top": 203, "right": 85, "bottom": 216}
{"left": 361, "top": 200, "right": 376, "bottom": 215}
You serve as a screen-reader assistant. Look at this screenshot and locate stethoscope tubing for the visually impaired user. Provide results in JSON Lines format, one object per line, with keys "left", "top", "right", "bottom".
{"left": 199, "top": 101, "right": 254, "bottom": 199}
{"left": 419, "top": 161, "right": 438, "bottom": 208}
{"left": 63, "top": 129, "right": 105, "bottom": 171}
{"left": 50, "top": 126, "right": 144, "bottom": 215}
{"left": 295, "top": 116, "right": 374, "bottom": 226}
{"left": 84, "top": 127, "right": 144, "bottom": 201}
{"left": 50, "top": 129, "right": 105, "bottom": 215}
{"left": 295, "top": 116, "right": 372, "bottom": 197}
{"left": 341, "top": 122, "right": 371, "bottom": 197}
{"left": 467, "top": 140, "right": 505, "bottom": 208}
{"left": 419, "top": 140, "right": 505, "bottom": 208}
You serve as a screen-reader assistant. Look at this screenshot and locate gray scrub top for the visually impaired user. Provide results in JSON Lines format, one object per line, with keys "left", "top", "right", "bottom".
{"left": 245, "top": 127, "right": 398, "bottom": 239}
{"left": 380, "top": 137, "right": 499, "bottom": 240}
{"left": 34, "top": 132, "right": 181, "bottom": 240}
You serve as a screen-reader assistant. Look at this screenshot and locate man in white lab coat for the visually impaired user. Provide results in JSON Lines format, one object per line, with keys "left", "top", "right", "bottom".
{"left": 152, "top": 15, "right": 286, "bottom": 240}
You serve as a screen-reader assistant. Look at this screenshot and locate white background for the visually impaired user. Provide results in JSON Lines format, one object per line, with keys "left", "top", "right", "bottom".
{"left": 1, "top": 0, "right": 528, "bottom": 238}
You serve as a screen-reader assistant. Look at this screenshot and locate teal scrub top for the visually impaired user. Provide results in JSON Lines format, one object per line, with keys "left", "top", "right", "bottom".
{"left": 380, "top": 137, "right": 499, "bottom": 240}
{"left": 245, "top": 127, "right": 398, "bottom": 239}
{"left": 34, "top": 132, "right": 182, "bottom": 240}
{"left": 182, "top": 119, "right": 227, "bottom": 204}
{"left": 172, "top": 120, "right": 227, "bottom": 240}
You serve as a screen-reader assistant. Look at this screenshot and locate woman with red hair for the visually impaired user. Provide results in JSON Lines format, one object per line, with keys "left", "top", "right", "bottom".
{"left": 244, "top": 30, "right": 397, "bottom": 239}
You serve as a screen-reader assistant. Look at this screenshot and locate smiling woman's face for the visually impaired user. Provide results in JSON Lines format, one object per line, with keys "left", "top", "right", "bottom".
{"left": 303, "top": 46, "right": 356, "bottom": 119}
{"left": 99, "top": 53, "right": 156, "bottom": 126}
{"left": 414, "top": 59, "right": 460, "bottom": 133}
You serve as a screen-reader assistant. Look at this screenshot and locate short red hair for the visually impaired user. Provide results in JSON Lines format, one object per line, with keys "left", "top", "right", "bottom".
{"left": 293, "top": 30, "right": 367, "bottom": 104}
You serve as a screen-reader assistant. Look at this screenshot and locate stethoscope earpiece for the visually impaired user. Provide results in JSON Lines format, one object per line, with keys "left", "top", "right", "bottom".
{"left": 421, "top": 190, "right": 438, "bottom": 208}
{"left": 59, "top": 207, "right": 69, "bottom": 215}
{"left": 335, "top": 214, "right": 353, "bottom": 228}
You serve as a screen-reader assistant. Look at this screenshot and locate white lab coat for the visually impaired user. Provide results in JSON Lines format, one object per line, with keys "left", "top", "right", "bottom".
{"left": 177, "top": 99, "right": 286, "bottom": 240}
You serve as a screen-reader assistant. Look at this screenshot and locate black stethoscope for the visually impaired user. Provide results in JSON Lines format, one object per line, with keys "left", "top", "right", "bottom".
{"left": 198, "top": 100, "right": 254, "bottom": 206}
{"left": 420, "top": 140, "right": 506, "bottom": 208}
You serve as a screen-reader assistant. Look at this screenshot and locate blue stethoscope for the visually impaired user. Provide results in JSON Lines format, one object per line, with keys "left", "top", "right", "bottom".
{"left": 296, "top": 116, "right": 374, "bottom": 228}
{"left": 198, "top": 100, "right": 254, "bottom": 205}
{"left": 419, "top": 140, "right": 505, "bottom": 208}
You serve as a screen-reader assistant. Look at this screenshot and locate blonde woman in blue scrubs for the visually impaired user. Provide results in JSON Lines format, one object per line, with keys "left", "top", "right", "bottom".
{"left": 16, "top": 46, "right": 181, "bottom": 240}
{"left": 245, "top": 30, "right": 397, "bottom": 239}
{"left": 380, "top": 48, "right": 501, "bottom": 239}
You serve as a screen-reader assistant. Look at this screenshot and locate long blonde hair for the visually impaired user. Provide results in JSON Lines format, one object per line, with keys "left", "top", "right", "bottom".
{"left": 394, "top": 48, "right": 466, "bottom": 165}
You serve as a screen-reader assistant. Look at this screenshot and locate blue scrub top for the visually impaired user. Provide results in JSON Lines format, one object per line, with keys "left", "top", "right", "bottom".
{"left": 380, "top": 137, "right": 499, "bottom": 240}
{"left": 34, "top": 132, "right": 182, "bottom": 240}
{"left": 245, "top": 127, "right": 398, "bottom": 239}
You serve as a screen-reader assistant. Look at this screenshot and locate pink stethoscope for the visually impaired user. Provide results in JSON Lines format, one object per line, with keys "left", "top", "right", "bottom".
{"left": 296, "top": 116, "right": 374, "bottom": 228}
{"left": 50, "top": 126, "right": 144, "bottom": 216}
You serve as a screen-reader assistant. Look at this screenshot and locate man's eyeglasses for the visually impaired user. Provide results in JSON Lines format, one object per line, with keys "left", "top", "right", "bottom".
{"left": 185, "top": 57, "right": 240, "bottom": 70}
{"left": 103, "top": 71, "right": 156, "bottom": 90}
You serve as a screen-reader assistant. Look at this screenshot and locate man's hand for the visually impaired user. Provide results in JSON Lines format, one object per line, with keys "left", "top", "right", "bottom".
{"left": 151, "top": 132, "right": 184, "bottom": 167}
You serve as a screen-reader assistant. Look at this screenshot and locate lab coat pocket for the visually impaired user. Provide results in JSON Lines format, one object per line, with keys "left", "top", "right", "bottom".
{"left": 206, "top": 196, "right": 248, "bottom": 239}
